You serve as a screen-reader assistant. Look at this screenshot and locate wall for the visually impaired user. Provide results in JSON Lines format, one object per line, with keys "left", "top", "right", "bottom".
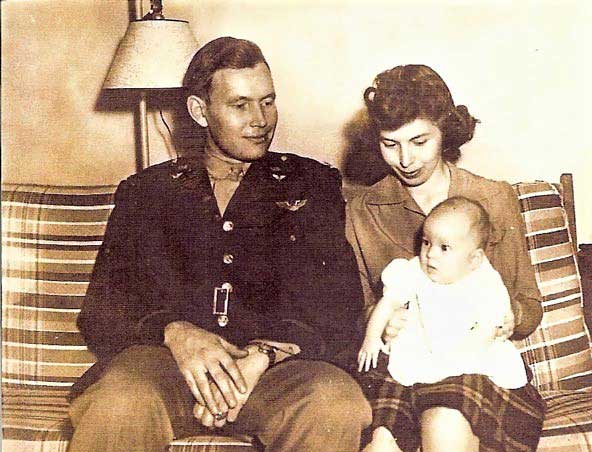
{"left": 2, "top": 0, "right": 591, "bottom": 242}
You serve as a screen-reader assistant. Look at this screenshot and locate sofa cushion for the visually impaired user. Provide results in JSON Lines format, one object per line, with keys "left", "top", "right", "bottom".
{"left": 2, "top": 386, "right": 256, "bottom": 452}
{"left": 2, "top": 387, "right": 72, "bottom": 452}
{"left": 167, "top": 435, "right": 255, "bottom": 452}
{"left": 538, "top": 389, "right": 592, "bottom": 452}
{"left": 2, "top": 185, "right": 114, "bottom": 393}
{"left": 512, "top": 181, "right": 592, "bottom": 391}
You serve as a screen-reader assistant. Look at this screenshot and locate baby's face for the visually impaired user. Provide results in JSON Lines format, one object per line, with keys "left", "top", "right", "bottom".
{"left": 420, "top": 211, "right": 480, "bottom": 284}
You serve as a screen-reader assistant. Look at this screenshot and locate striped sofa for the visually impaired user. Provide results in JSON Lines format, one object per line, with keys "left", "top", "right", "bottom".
{"left": 2, "top": 178, "right": 592, "bottom": 452}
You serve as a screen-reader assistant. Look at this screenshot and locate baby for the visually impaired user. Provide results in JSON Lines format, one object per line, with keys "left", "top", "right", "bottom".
{"left": 358, "top": 196, "right": 528, "bottom": 451}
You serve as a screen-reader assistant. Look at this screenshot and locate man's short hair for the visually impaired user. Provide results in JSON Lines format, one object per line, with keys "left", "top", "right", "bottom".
{"left": 183, "top": 36, "right": 269, "bottom": 101}
{"left": 429, "top": 196, "right": 491, "bottom": 249}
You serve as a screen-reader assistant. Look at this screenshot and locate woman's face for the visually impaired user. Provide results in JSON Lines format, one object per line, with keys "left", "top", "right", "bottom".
{"left": 379, "top": 118, "right": 445, "bottom": 187}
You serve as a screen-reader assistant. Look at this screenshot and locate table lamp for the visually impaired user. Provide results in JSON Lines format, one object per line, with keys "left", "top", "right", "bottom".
{"left": 102, "top": 0, "right": 198, "bottom": 169}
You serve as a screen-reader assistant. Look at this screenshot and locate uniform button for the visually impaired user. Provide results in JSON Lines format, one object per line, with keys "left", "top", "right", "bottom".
{"left": 223, "top": 221, "right": 234, "bottom": 232}
{"left": 223, "top": 253, "right": 234, "bottom": 264}
{"left": 289, "top": 234, "right": 297, "bottom": 242}
{"left": 280, "top": 155, "right": 288, "bottom": 162}
{"left": 221, "top": 282, "right": 233, "bottom": 292}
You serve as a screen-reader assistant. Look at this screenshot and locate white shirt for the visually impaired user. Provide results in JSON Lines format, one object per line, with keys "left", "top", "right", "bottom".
{"left": 383, "top": 256, "right": 528, "bottom": 389}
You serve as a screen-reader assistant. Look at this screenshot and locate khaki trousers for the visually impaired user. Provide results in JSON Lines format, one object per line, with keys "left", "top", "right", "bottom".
{"left": 68, "top": 345, "right": 371, "bottom": 452}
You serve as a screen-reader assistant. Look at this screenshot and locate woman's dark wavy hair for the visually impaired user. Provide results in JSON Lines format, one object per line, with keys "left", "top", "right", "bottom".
{"left": 183, "top": 36, "right": 269, "bottom": 101}
{"left": 364, "top": 64, "right": 478, "bottom": 163}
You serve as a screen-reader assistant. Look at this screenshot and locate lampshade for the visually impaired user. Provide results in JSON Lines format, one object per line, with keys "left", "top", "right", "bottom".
{"left": 103, "top": 19, "right": 198, "bottom": 89}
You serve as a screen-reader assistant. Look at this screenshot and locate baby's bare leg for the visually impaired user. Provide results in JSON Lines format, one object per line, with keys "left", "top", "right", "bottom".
{"left": 362, "top": 426, "right": 404, "bottom": 452}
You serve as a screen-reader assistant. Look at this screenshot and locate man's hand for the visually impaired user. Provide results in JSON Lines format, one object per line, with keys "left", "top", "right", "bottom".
{"left": 163, "top": 321, "right": 248, "bottom": 416}
{"left": 381, "top": 307, "right": 409, "bottom": 343}
{"left": 193, "top": 344, "right": 269, "bottom": 428}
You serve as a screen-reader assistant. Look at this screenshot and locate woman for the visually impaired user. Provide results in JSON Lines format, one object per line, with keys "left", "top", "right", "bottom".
{"left": 346, "top": 65, "right": 545, "bottom": 452}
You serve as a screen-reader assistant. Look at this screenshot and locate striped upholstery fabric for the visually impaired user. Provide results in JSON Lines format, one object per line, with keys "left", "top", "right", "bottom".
{"left": 538, "top": 389, "right": 592, "bottom": 452}
{"left": 511, "top": 181, "right": 592, "bottom": 452}
{"left": 2, "top": 185, "right": 113, "bottom": 389}
{"left": 2, "top": 181, "right": 591, "bottom": 452}
{"left": 2, "top": 184, "right": 114, "bottom": 452}
{"left": 512, "top": 181, "right": 592, "bottom": 391}
{"left": 1, "top": 388, "right": 72, "bottom": 452}
{"left": 167, "top": 435, "right": 254, "bottom": 452}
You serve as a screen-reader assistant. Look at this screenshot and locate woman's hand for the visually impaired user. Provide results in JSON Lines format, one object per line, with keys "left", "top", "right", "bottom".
{"left": 495, "top": 305, "right": 517, "bottom": 341}
{"left": 381, "top": 307, "right": 409, "bottom": 343}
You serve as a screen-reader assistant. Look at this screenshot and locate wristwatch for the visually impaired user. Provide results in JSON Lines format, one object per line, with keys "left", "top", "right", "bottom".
{"left": 252, "top": 342, "right": 276, "bottom": 367}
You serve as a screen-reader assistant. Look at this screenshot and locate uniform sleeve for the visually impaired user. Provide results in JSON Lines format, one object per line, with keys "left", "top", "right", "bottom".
{"left": 77, "top": 178, "right": 190, "bottom": 360}
{"left": 495, "top": 183, "right": 543, "bottom": 339}
{"left": 76, "top": 179, "right": 168, "bottom": 359}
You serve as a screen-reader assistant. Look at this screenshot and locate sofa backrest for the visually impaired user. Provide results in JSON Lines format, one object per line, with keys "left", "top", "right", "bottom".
{"left": 512, "top": 181, "right": 592, "bottom": 391}
{"left": 2, "top": 180, "right": 592, "bottom": 395}
{"left": 2, "top": 184, "right": 115, "bottom": 395}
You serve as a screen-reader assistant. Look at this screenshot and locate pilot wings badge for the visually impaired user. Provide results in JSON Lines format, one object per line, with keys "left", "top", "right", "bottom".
{"left": 275, "top": 199, "right": 308, "bottom": 211}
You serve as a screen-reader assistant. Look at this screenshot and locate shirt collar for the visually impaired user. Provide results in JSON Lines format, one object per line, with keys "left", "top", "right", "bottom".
{"left": 363, "top": 173, "right": 406, "bottom": 205}
{"left": 202, "top": 148, "right": 251, "bottom": 181}
{"left": 364, "top": 163, "right": 471, "bottom": 205}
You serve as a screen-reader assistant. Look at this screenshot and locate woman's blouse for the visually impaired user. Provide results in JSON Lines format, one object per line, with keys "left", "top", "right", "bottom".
{"left": 346, "top": 164, "right": 542, "bottom": 339}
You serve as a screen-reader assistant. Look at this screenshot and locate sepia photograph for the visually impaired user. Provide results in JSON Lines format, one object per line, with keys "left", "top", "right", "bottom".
{"left": 2, "top": 1, "right": 591, "bottom": 451}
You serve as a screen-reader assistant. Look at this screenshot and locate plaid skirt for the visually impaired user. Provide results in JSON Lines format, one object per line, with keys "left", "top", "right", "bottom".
{"left": 356, "top": 356, "right": 546, "bottom": 452}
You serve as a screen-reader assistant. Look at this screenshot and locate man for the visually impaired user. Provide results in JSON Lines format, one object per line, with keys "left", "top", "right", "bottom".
{"left": 68, "top": 37, "right": 371, "bottom": 452}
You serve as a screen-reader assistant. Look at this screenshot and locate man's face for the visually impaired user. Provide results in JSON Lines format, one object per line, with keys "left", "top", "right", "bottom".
{"left": 419, "top": 211, "right": 480, "bottom": 284}
{"left": 197, "top": 62, "right": 278, "bottom": 163}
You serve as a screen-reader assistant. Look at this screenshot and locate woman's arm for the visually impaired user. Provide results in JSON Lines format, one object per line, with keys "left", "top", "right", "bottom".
{"left": 345, "top": 201, "right": 379, "bottom": 319}
{"left": 495, "top": 183, "right": 543, "bottom": 339}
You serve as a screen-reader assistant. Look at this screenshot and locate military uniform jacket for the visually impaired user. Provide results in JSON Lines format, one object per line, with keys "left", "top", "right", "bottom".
{"left": 76, "top": 152, "right": 363, "bottom": 376}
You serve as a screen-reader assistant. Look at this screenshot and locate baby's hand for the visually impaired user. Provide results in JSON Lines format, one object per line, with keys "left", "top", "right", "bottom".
{"left": 358, "top": 337, "right": 384, "bottom": 372}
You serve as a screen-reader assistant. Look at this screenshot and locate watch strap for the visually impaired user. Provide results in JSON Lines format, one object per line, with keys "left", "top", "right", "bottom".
{"left": 249, "top": 342, "right": 277, "bottom": 367}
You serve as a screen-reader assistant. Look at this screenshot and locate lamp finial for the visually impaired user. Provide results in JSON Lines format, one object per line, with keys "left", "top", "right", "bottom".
{"left": 143, "top": 0, "right": 164, "bottom": 20}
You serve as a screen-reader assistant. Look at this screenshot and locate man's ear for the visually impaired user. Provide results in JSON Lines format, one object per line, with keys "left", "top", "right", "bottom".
{"left": 470, "top": 248, "right": 485, "bottom": 271}
{"left": 187, "top": 95, "right": 208, "bottom": 128}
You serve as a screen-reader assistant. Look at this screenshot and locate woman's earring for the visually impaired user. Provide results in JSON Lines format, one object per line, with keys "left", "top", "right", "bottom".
{"left": 364, "top": 87, "right": 376, "bottom": 103}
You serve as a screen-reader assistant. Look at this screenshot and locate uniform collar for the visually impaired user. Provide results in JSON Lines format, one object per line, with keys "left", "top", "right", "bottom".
{"left": 168, "top": 151, "right": 307, "bottom": 203}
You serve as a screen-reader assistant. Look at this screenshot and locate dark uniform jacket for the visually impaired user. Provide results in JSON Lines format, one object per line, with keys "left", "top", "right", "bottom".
{"left": 73, "top": 152, "right": 363, "bottom": 396}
